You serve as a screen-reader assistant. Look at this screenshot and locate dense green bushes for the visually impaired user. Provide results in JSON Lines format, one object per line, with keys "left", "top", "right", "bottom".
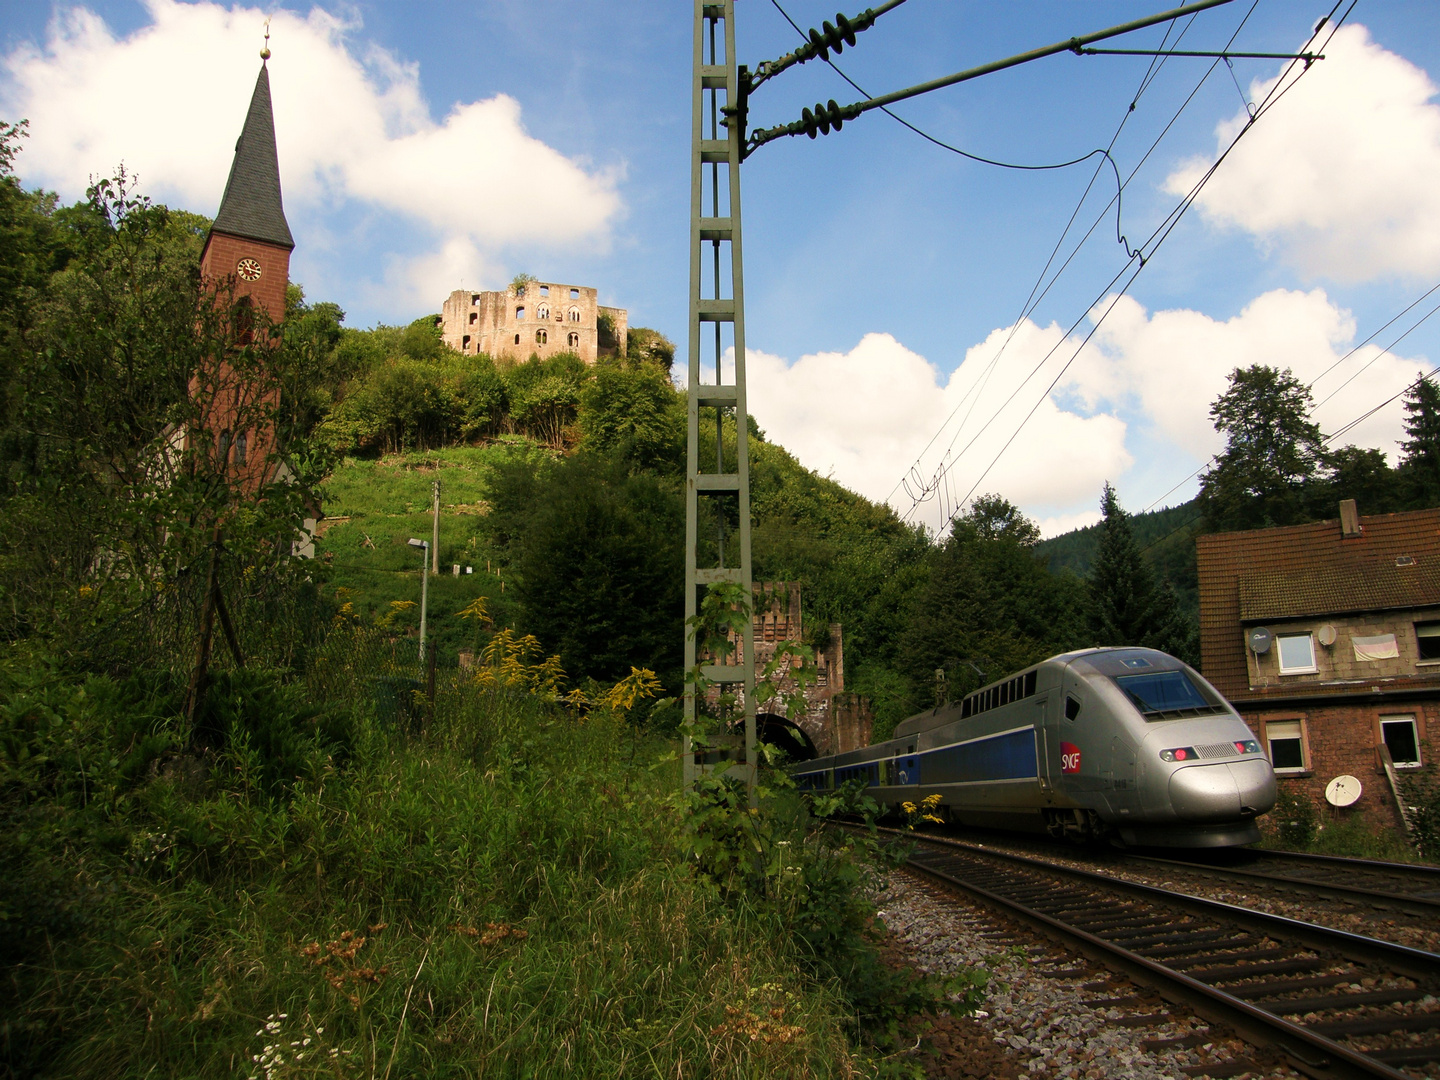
{"left": 1, "top": 636, "right": 887, "bottom": 1078}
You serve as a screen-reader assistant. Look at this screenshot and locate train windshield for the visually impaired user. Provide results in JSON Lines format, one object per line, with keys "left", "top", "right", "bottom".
{"left": 1113, "top": 670, "right": 1212, "bottom": 717}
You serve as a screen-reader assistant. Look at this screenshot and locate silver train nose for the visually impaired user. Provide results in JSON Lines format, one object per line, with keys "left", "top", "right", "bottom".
{"left": 1168, "top": 759, "right": 1277, "bottom": 821}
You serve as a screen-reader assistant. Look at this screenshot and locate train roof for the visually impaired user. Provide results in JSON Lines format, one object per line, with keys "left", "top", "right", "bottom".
{"left": 890, "top": 647, "right": 1189, "bottom": 739}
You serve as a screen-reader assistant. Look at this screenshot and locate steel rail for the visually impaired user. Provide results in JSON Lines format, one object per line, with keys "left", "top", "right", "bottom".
{"left": 858, "top": 827, "right": 1440, "bottom": 1080}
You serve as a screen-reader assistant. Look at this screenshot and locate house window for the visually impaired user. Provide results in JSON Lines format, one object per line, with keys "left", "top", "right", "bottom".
{"left": 1416, "top": 621, "right": 1440, "bottom": 661}
{"left": 234, "top": 431, "right": 247, "bottom": 467}
{"left": 536, "top": 304, "right": 550, "bottom": 320}
{"left": 567, "top": 331, "right": 580, "bottom": 348}
{"left": 1277, "top": 633, "right": 1317, "bottom": 674}
{"left": 1381, "top": 715, "right": 1422, "bottom": 767}
{"left": 536, "top": 329, "right": 547, "bottom": 345}
{"left": 1265, "top": 719, "right": 1307, "bottom": 772}
{"left": 515, "top": 306, "right": 525, "bottom": 320}
{"left": 568, "top": 307, "right": 581, "bottom": 322}
{"left": 570, "top": 288, "right": 579, "bottom": 299}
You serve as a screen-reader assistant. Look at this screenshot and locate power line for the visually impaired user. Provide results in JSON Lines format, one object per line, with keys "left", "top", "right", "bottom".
{"left": 934, "top": 2, "right": 1349, "bottom": 521}
{"left": 885, "top": 4, "right": 1260, "bottom": 514}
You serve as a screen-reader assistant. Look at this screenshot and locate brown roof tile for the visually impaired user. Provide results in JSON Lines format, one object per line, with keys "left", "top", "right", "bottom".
{"left": 1196, "top": 506, "right": 1440, "bottom": 699}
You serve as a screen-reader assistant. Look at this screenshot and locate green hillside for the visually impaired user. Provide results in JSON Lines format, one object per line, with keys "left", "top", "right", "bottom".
{"left": 1036, "top": 498, "right": 1203, "bottom": 618}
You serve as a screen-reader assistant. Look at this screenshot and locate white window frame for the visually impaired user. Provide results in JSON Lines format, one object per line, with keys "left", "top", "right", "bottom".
{"left": 1380, "top": 714, "right": 1422, "bottom": 768}
{"left": 1277, "top": 633, "right": 1318, "bottom": 675}
{"left": 1265, "top": 718, "right": 1309, "bottom": 774}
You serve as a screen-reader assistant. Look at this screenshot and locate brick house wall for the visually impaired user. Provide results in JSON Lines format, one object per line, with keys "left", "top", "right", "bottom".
{"left": 1196, "top": 502, "right": 1440, "bottom": 832}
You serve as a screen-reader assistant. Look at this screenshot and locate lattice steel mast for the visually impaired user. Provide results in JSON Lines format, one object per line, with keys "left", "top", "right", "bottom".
{"left": 684, "top": 0, "right": 756, "bottom": 799}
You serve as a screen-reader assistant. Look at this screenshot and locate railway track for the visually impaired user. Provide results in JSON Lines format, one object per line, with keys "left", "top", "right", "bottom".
{"left": 875, "top": 829, "right": 1440, "bottom": 1080}
{"left": 1117, "top": 849, "right": 1440, "bottom": 918}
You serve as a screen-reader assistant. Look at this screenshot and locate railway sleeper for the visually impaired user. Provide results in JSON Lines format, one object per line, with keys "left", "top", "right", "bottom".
{"left": 1067, "top": 911, "right": 1176, "bottom": 932}
{"left": 1227, "top": 972, "right": 1376, "bottom": 998}
{"left": 1143, "top": 1031, "right": 1214, "bottom": 1051}
{"left": 1367, "top": 1044, "right": 1440, "bottom": 1066}
{"left": 1190, "top": 956, "right": 1326, "bottom": 983}
{"left": 1178, "top": 1061, "right": 1258, "bottom": 1079}
{"left": 1116, "top": 926, "right": 1237, "bottom": 950}
{"left": 1309, "top": 1010, "right": 1440, "bottom": 1038}
{"left": 1261, "top": 987, "right": 1431, "bottom": 1015}
{"left": 1144, "top": 937, "right": 1268, "bottom": 962}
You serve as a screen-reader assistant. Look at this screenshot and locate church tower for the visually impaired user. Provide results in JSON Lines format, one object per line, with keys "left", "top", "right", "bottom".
{"left": 203, "top": 51, "right": 293, "bottom": 323}
{"left": 196, "top": 43, "right": 294, "bottom": 490}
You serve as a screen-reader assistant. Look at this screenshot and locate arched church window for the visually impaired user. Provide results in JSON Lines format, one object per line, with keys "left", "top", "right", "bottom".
{"left": 536, "top": 329, "right": 548, "bottom": 345}
{"left": 568, "top": 307, "right": 580, "bottom": 323}
{"left": 235, "top": 431, "right": 248, "bottom": 466}
{"left": 567, "top": 331, "right": 579, "bottom": 348}
{"left": 536, "top": 304, "right": 550, "bottom": 321}
{"left": 218, "top": 430, "right": 232, "bottom": 463}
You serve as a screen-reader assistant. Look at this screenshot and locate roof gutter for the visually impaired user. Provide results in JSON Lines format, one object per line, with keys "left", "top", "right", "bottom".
{"left": 1229, "top": 684, "right": 1440, "bottom": 710}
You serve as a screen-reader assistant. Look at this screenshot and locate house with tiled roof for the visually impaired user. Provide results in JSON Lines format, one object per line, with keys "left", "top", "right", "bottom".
{"left": 1196, "top": 499, "right": 1435, "bottom": 829}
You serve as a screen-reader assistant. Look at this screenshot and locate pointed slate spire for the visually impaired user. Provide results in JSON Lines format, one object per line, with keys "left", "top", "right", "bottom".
{"left": 211, "top": 62, "right": 294, "bottom": 250}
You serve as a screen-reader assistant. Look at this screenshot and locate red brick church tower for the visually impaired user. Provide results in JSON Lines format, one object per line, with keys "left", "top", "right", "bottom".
{"left": 196, "top": 44, "right": 294, "bottom": 490}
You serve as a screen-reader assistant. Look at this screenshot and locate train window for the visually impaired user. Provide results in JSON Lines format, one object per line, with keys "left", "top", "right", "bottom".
{"left": 1265, "top": 719, "right": 1307, "bottom": 772}
{"left": 962, "top": 698, "right": 972, "bottom": 718}
{"left": 1114, "top": 670, "right": 1209, "bottom": 717}
{"left": 1024, "top": 671, "right": 1037, "bottom": 696}
{"left": 1416, "top": 622, "right": 1440, "bottom": 661}
{"left": 1381, "top": 715, "right": 1421, "bottom": 767}
{"left": 1065, "top": 695, "right": 1081, "bottom": 721}
{"left": 1277, "top": 633, "right": 1317, "bottom": 674}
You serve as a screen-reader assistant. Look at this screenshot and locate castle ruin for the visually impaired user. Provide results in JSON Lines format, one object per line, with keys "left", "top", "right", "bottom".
{"left": 439, "top": 280, "right": 627, "bottom": 365}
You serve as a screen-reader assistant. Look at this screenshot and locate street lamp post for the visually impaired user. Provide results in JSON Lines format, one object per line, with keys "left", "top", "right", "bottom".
{"left": 407, "top": 538, "right": 429, "bottom": 663}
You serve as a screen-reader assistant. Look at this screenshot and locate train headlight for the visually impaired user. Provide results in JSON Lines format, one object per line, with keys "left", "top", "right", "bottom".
{"left": 1234, "top": 739, "right": 1261, "bottom": 754}
{"left": 1159, "top": 746, "right": 1196, "bottom": 762}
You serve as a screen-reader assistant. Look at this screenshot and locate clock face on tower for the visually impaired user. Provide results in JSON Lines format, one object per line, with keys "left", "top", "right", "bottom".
{"left": 236, "top": 257, "right": 262, "bottom": 282}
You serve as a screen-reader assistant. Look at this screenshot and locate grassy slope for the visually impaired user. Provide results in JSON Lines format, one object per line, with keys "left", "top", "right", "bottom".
{"left": 316, "top": 442, "right": 550, "bottom": 660}
{"left": 2, "top": 639, "right": 866, "bottom": 1078}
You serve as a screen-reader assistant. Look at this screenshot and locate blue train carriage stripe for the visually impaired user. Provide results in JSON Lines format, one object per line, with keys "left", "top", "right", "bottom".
{"left": 919, "top": 724, "right": 1038, "bottom": 785}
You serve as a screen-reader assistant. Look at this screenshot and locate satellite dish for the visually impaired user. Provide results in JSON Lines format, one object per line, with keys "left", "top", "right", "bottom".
{"left": 1317, "top": 624, "right": 1337, "bottom": 647}
{"left": 1248, "top": 627, "right": 1273, "bottom": 654}
{"left": 1325, "top": 775, "right": 1362, "bottom": 807}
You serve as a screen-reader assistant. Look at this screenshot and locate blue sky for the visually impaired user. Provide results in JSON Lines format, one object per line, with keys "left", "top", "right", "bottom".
{"left": 4, "top": 0, "right": 1440, "bottom": 535}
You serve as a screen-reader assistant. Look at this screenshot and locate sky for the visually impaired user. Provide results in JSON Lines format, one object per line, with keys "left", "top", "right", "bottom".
{"left": 4, "top": 0, "right": 1440, "bottom": 537}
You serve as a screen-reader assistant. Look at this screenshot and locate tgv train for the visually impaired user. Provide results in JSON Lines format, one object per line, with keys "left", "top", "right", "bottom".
{"left": 793, "top": 647, "right": 1277, "bottom": 848}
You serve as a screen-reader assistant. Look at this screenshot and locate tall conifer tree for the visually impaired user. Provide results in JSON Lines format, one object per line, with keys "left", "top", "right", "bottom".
{"left": 1400, "top": 376, "right": 1440, "bottom": 508}
{"left": 1089, "top": 483, "right": 1197, "bottom": 663}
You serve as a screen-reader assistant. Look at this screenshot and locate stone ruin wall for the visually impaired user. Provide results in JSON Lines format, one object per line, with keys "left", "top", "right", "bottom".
{"left": 712, "top": 582, "right": 874, "bottom": 757}
{"left": 439, "top": 281, "right": 627, "bottom": 365}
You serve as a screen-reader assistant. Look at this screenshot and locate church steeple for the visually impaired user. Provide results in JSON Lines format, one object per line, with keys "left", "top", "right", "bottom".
{"left": 210, "top": 61, "right": 294, "bottom": 251}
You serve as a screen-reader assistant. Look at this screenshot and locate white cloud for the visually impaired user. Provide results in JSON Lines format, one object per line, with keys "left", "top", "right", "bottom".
{"left": 1067, "top": 287, "right": 1424, "bottom": 463}
{"left": 1165, "top": 24, "right": 1440, "bottom": 281}
{"left": 1, "top": 0, "right": 622, "bottom": 306}
{"left": 747, "top": 328, "right": 1131, "bottom": 535}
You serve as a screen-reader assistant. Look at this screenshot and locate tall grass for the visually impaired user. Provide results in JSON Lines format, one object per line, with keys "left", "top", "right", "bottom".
{"left": 1, "top": 634, "right": 867, "bottom": 1078}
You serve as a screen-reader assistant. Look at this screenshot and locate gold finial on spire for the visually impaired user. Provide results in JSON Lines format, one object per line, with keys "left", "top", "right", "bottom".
{"left": 260, "top": 18, "right": 271, "bottom": 61}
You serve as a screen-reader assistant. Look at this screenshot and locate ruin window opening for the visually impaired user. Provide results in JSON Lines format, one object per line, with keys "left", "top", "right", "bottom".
{"left": 570, "top": 288, "right": 579, "bottom": 300}
{"left": 540, "top": 285, "right": 549, "bottom": 296}
{"left": 514, "top": 334, "right": 520, "bottom": 345}
{"left": 568, "top": 307, "right": 580, "bottom": 322}
{"left": 468, "top": 312, "right": 476, "bottom": 324}
{"left": 515, "top": 306, "right": 525, "bottom": 320}
{"left": 567, "top": 331, "right": 579, "bottom": 348}
{"left": 536, "top": 329, "right": 547, "bottom": 345}
{"left": 536, "top": 304, "right": 550, "bottom": 320}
